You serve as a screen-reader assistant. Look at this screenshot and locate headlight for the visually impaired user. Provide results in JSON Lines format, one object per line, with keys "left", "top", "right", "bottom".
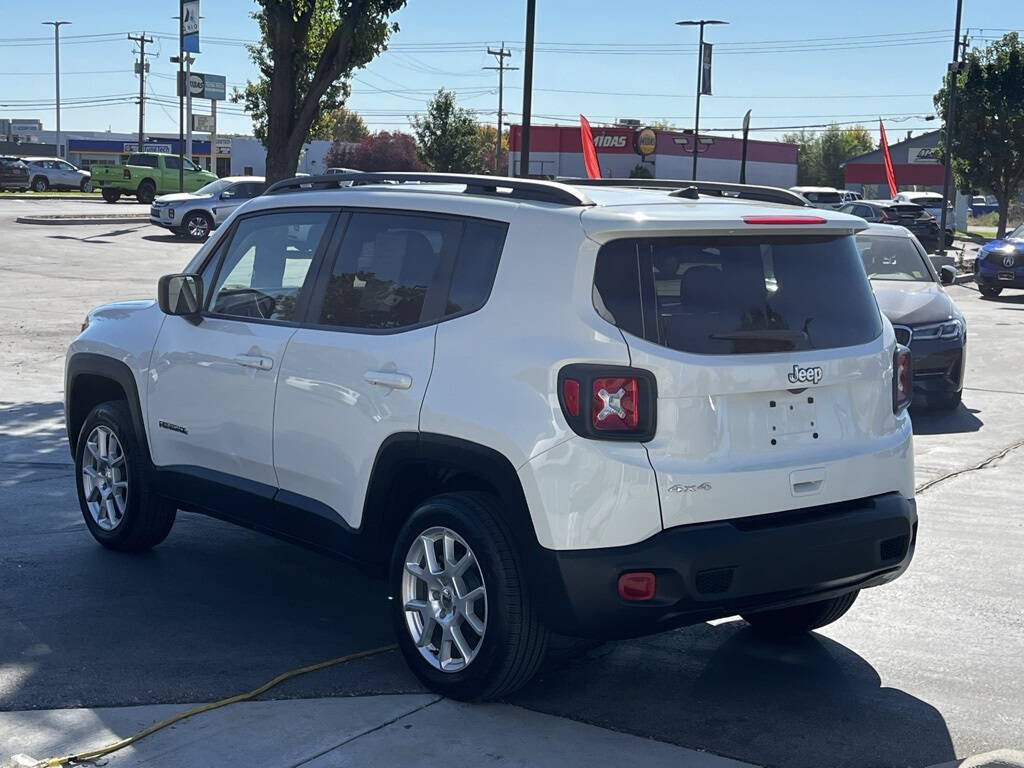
{"left": 938, "top": 318, "right": 964, "bottom": 339}
{"left": 912, "top": 318, "right": 964, "bottom": 341}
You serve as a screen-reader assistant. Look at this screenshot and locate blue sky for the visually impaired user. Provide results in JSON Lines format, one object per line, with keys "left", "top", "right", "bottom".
{"left": 1, "top": 1, "right": 1020, "bottom": 141}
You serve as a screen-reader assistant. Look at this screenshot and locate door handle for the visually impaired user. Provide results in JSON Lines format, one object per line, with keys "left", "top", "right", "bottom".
{"left": 364, "top": 370, "right": 412, "bottom": 390}
{"left": 233, "top": 354, "right": 274, "bottom": 371}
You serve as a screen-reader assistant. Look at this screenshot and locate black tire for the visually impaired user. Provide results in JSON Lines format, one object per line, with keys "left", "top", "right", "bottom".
{"left": 80, "top": 178, "right": 92, "bottom": 192}
{"left": 931, "top": 390, "right": 962, "bottom": 410}
{"left": 183, "top": 210, "right": 213, "bottom": 240}
{"left": 742, "top": 590, "right": 859, "bottom": 636}
{"left": 390, "top": 492, "right": 548, "bottom": 701}
{"left": 31, "top": 176, "right": 49, "bottom": 193}
{"left": 979, "top": 285, "right": 1003, "bottom": 298}
{"left": 136, "top": 180, "right": 156, "bottom": 204}
{"left": 74, "top": 401, "right": 176, "bottom": 552}
{"left": 101, "top": 188, "right": 121, "bottom": 204}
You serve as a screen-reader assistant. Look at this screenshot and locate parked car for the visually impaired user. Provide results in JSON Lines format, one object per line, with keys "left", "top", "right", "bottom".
{"left": 66, "top": 172, "right": 916, "bottom": 700}
{"left": 970, "top": 195, "right": 999, "bottom": 217}
{"left": 21, "top": 156, "right": 91, "bottom": 192}
{"left": 892, "top": 191, "right": 954, "bottom": 246}
{"left": 856, "top": 223, "right": 965, "bottom": 410}
{"left": 974, "top": 221, "right": 1024, "bottom": 299}
{"left": 0, "top": 155, "right": 30, "bottom": 192}
{"left": 150, "top": 176, "right": 266, "bottom": 240}
{"left": 839, "top": 199, "right": 941, "bottom": 252}
{"left": 90, "top": 152, "right": 218, "bottom": 204}
{"left": 789, "top": 186, "right": 845, "bottom": 210}
{"left": 840, "top": 190, "right": 863, "bottom": 203}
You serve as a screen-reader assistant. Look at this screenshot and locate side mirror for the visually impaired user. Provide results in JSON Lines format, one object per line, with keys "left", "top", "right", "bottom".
{"left": 158, "top": 274, "right": 203, "bottom": 318}
{"left": 939, "top": 265, "right": 956, "bottom": 285}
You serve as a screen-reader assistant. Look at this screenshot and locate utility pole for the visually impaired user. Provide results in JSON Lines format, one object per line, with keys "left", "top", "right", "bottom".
{"left": 128, "top": 32, "right": 153, "bottom": 152}
{"left": 178, "top": 0, "right": 185, "bottom": 192}
{"left": 43, "top": 21, "right": 71, "bottom": 158}
{"left": 518, "top": 0, "right": 536, "bottom": 177}
{"left": 677, "top": 19, "right": 728, "bottom": 181}
{"left": 939, "top": 0, "right": 965, "bottom": 249}
{"left": 483, "top": 44, "right": 517, "bottom": 174}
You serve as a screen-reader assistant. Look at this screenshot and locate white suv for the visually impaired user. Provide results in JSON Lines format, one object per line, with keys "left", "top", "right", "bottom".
{"left": 65, "top": 173, "right": 917, "bottom": 700}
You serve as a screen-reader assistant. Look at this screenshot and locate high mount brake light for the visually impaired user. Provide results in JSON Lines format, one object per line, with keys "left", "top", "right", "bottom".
{"left": 557, "top": 365, "right": 657, "bottom": 442}
{"left": 742, "top": 215, "right": 827, "bottom": 225}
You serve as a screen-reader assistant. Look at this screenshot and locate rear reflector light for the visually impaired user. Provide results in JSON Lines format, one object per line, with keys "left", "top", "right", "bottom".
{"left": 742, "top": 215, "right": 827, "bottom": 225}
{"left": 893, "top": 344, "right": 913, "bottom": 413}
{"left": 592, "top": 377, "right": 638, "bottom": 431}
{"left": 562, "top": 379, "right": 580, "bottom": 417}
{"left": 618, "top": 572, "right": 656, "bottom": 601}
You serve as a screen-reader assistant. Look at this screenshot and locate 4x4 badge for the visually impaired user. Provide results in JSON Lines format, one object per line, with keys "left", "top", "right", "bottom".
{"left": 668, "top": 482, "right": 712, "bottom": 493}
{"left": 787, "top": 364, "right": 823, "bottom": 385}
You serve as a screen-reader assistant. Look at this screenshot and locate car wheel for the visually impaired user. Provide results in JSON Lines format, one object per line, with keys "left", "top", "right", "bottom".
{"left": 101, "top": 188, "right": 121, "bottom": 204}
{"left": 183, "top": 211, "right": 213, "bottom": 240}
{"left": 742, "top": 590, "right": 859, "bottom": 636}
{"left": 979, "top": 286, "right": 1003, "bottom": 299}
{"left": 31, "top": 176, "right": 49, "bottom": 193}
{"left": 80, "top": 178, "right": 92, "bottom": 192}
{"left": 75, "top": 401, "right": 176, "bottom": 552}
{"left": 391, "top": 492, "right": 549, "bottom": 701}
{"left": 136, "top": 180, "right": 156, "bottom": 205}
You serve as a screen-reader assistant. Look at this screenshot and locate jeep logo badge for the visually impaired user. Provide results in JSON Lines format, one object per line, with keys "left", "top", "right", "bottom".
{"left": 787, "top": 364, "right": 823, "bottom": 385}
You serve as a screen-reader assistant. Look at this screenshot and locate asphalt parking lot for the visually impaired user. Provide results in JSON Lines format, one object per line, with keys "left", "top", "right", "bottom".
{"left": 1, "top": 197, "right": 1022, "bottom": 767}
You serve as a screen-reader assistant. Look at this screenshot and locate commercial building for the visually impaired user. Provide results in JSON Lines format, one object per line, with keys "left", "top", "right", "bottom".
{"left": 843, "top": 130, "right": 946, "bottom": 198}
{"left": 508, "top": 124, "right": 798, "bottom": 187}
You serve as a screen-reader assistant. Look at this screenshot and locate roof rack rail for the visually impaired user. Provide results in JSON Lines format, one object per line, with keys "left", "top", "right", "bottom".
{"left": 263, "top": 172, "right": 595, "bottom": 207}
{"left": 558, "top": 177, "right": 809, "bottom": 208}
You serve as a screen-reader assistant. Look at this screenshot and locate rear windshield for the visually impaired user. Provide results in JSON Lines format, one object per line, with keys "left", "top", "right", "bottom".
{"left": 889, "top": 204, "right": 926, "bottom": 217}
{"left": 594, "top": 235, "right": 882, "bottom": 355}
{"left": 856, "top": 234, "right": 933, "bottom": 282}
{"left": 0, "top": 157, "right": 26, "bottom": 168}
{"left": 805, "top": 191, "right": 842, "bottom": 204}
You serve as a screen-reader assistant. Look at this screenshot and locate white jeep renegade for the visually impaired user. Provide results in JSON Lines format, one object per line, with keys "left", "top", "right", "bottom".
{"left": 65, "top": 173, "right": 917, "bottom": 700}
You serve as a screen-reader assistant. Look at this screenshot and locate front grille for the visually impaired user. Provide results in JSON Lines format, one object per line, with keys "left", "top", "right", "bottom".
{"left": 695, "top": 567, "right": 735, "bottom": 595}
{"left": 880, "top": 535, "right": 909, "bottom": 562}
{"left": 893, "top": 325, "right": 912, "bottom": 346}
{"left": 988, "top": 250, "right": 1022, "bottom": 268}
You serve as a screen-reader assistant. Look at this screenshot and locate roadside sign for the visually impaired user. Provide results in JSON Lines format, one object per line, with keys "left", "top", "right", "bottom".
{"left": 700, "top": 43, "right": 713, "bottom": 95}
{"left": 192, "top": 114, "right": 214, "bottom": 132}
{"left": 177, "top": 72, "right": 227, "bottom": 101}
{"left": 123, "top": 142, "right": 173, "bottom": 153}
{"left": 182, "top": 0, "right": 200, "bottom": 53}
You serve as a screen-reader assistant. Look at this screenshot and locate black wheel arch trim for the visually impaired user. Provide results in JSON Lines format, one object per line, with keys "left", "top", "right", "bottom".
{"left": 65, "top": 352, "right": 151, "bottom": 462}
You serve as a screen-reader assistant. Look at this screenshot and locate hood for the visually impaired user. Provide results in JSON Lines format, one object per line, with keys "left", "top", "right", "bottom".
{"left": 154, "top": 192, "right": 208, "bottom": 204}
{"left": 981, "top": 238, "right": 1024, "bottom": 255}
{"left": 870, "top": 280, "right": 955, "bottom": 325}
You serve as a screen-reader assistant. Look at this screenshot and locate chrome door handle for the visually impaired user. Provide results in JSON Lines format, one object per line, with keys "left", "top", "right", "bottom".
{"left": 233, "top": 354, "right": 274, "bottom": 371}
{"left": 364, "top": 370, "right": 412, "bottom": 390}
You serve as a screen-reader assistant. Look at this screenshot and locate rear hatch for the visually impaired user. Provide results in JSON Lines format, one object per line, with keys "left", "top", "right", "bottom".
{"left": 587, "top": 206, "right": 909, "bottom": 529}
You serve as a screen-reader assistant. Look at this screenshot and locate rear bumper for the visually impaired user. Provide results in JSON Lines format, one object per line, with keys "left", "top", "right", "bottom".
{"left": 527, "top": 492, "right": 917, "bottom": 639}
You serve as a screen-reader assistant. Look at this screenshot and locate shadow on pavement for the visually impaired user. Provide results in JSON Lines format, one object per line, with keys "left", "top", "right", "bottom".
{"left": 514, "top": 622, "right": 955, "bottom": 768}
{"left": 142, "top": 234, "right": 188, "bottom": 243}
{"left": 911, "top": 404, "right": 983, "bottom": 435}
{"left": 47, "top": 227, "right": 146, "bottom": 243}
{"left": 0, "top": 400, "right": 419, "bottom": 711}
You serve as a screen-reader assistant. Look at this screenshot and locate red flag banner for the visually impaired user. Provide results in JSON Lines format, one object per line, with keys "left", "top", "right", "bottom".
{"left": 580, "top": 114, "right": 601, "bottom": 179}
{"left": 879, "top": 119, "right": 898, "bottom": 198}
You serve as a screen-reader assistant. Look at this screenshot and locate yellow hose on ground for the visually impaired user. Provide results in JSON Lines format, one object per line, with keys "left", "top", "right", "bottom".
{"left": 23, "top": 644, "right": 397, "bottom": 768}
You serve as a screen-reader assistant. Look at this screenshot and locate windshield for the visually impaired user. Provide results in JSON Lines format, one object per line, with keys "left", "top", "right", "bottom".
{"left": 1008, "top": 223, "right": 1024, "bottom": 240}
{"left": 856, "top": 234, "right": 933, "bottom": 282}
{"left": 594, "top": 235, "right": 882, "bottom": 354}
{"left": 195, "top": 179, "right": 232, "bottom": 196}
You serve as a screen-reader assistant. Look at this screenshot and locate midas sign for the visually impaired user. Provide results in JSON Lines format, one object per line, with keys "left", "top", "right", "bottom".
{"left": 592, "top": 134, "right": 628, "bottom": 149}
{"left": 634, "top": 128, "right": 657, "bottom": 156}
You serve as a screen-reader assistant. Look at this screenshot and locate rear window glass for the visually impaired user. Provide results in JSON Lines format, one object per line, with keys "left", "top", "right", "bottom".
{"left": 0, "top": 157, "right": 25, "bottom": 168}
{"left": 594, "top": 236, "right": 882, "bottom": 355}
{"left": 127, "top": 154, "right": 158, "bottom": 168}
{"left": 806, "top": 191, "right": 842, "bottom": 204}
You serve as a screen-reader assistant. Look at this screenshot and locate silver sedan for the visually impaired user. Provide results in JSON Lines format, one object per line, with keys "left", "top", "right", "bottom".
{"left": 149, "top": 176, "right": 266, "bottom": 240}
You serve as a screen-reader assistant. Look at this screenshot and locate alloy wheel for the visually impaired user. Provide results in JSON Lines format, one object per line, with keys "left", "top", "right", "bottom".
{"left": 187, "top": 215, "right": 210, "bottom": 239}
{"left": 401, "top": 526, "right": 488, "bottom": 672}
{"left": 81, "top": 425, "right": 129, "bottom": 531}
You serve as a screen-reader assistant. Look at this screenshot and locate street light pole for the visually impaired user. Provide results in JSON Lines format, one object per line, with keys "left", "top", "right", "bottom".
{"left": 677, "top": 19, "right": 727, "bottom": 181}
{"left": 938, "top": 0, "right": 964, "bottom": 251}
{"left": 43, "top": 21, "right": 71, "bottom": 158}
{"left": 519, "top": 0, "right": 536, "bottom": 177}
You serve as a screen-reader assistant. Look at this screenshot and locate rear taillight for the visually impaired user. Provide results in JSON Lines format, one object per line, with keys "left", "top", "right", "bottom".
{"left": 893, "top": 344, "right": 912, "bottom": 413}
{"left": 558, "top": 364, "right": 657, "bottom": 441}
{"left": 618, "top": 572, "right": 656, "bottom": 601}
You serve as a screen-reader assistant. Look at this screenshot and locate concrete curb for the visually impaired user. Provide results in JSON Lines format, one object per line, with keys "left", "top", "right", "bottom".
{"left": 15, "top": 215, "right": 149, "bottom": 226}
{"left": 954, "top": 273, "right": 976, "bottom": 285}
{"left": 1, "top": 194, "right": 99, "bottom": 201}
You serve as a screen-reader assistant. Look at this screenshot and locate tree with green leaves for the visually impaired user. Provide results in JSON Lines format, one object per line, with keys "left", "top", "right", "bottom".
{"left": 781, "top": 125, "right": 874, "bottom": 188}
{"left": 233, "top": 0, "right": 406, "bottom": 183}
{"left": 330, "top": 106, "right": 371, "bottom": 142}
{"left": 935, "top": 32, "right": 1024, "bottom": 238}
{"left": 412, "top": 89, "right": 486, "bottom": 173}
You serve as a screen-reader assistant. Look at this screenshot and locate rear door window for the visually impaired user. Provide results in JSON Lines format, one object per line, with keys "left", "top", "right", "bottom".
{"left": 594, "top": 236, "right": 882, "bottom": 355}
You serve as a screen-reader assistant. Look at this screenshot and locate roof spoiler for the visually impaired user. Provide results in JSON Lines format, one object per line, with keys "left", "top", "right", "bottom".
{"left": 263, "top": 172, "right": 595, "bottom": 207}
{"left": 559, "top": 177, "right": 811, "bottom": 208}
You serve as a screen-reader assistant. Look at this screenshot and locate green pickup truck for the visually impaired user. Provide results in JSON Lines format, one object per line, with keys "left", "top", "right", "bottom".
{"left": 91, "top": 152, "right": 217, "bottom": 204}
